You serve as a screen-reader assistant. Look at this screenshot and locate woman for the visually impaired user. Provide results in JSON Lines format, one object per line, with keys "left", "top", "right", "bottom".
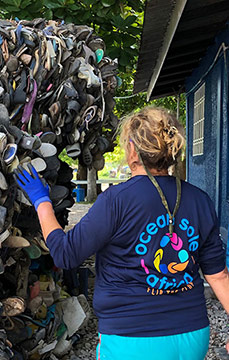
{"left": 15, "top": 106, "right": 229, "bottom": 360}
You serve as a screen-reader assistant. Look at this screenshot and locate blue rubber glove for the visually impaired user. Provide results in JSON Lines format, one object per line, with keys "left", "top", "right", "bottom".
{"left": 14, "top": 164, "right": 52, "bottom": 211}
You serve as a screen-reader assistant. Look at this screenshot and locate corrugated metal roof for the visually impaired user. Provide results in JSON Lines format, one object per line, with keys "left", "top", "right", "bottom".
{"left": 134, "top": 0, "right": 229, "bottom": 98}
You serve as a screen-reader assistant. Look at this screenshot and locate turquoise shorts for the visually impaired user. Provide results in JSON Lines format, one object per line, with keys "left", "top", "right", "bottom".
{"left": 96, "top": 326, "right": 210, "bottom": 360}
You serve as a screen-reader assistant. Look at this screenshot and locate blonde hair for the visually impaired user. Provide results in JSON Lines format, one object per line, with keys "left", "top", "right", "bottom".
{"left": 119, "top": 106, "right": 185, "bottom": 170}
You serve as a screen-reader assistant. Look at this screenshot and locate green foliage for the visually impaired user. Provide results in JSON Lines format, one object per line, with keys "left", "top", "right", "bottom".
{"left": 0, "top": 0, "right": 186, "bottom": 172}
{"left": 58, "top": 148, "right": 78, "bottom": 167}
{"left": 0, "top": 0, "right": 145, "bottom": 73}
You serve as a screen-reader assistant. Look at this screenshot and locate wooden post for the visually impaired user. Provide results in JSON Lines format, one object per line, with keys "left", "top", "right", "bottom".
{"left": 87, "top": 167, "right": 97, "bottom": 202}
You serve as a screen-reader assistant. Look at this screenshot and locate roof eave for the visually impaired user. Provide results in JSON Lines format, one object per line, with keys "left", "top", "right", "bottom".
{"left": 146, "top": 0, "right": 188, "bottom": 101}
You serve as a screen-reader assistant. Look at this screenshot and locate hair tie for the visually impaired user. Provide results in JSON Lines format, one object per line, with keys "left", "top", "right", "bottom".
{"left": 163, "top": 126, "right": 177, "bottom": 138}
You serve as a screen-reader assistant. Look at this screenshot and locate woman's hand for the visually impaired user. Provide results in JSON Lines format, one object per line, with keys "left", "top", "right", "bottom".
{"left": 14, "top": 164, "right": 62, "bottom": 240}
{"left": 14, "top": 164, "right": 51, "bottom": 210}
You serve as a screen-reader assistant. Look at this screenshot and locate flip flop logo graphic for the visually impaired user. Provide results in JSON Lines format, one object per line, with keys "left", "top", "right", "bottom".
{"left": 166, "top": 233, "right": 183, "bottom": 251}
{"left": 153, "top": 233, "right": 189, "bottom": 274}
{"left": 153, "top": 249, "right": 163, "bottom": 273}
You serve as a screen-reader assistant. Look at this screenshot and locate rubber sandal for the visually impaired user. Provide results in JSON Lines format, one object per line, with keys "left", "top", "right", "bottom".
{"left": 0, "top": 171, "right": 8, "bottom": 190}
{"left": 24, "top": 243, "right": 41, "bottom": 259}
{"left": 0, "top": 103, "right": 10, "bottom": 129}
{"left": 20, "top": 53, "right": 32, "bottom": 66}
{"left": 13, "top": 69, "right": 27, "bottom": 105}
{"left": 48, "top": 101, "right": 61, "bottom": 125}
{"left": 92, "top": 153, "right": 105, "bottom": 171}
{"left": 6, "top": 54, "right": 18, "bottom": 73}
{"left": 65, "top": 100, "right": 81, "bottom": 124}
{"left": 68, "top": 58, "right": 81, "bottom": 76}
{"left": 95, "top": 48, "right": 104, "bottom": 63}
{"left": 21, "top": 78, "right": 38, "bottom": 130}
{"left": 78, "top": 57, "right": 101, "bottom": 87}
{"left": 67, "top": 127, "right": 80, "bottom": 145}
{"left": 2, "top": 235, "right": 30, "bottom": 248}
{"left": 2, "top": 297, "right": 25, "bottom": 317}
{"left": 0, "top": 132, "right": 7, "bottom": 153}
{"left": 82, "top": 44, "right": 96, "bottom": 64}
{"left": 88, "top": 37, "right": 105, "bottom": 51}
{"left": 0, "top": 229, "right": 10, "bottom": 245}
{"left": 21, "top": 157, "right": 47, "bottom": 173}
{"left": 82, "top": 145, "right": 93, "bottom": 166}
{"left": 43, "top": 155, "right": 60, "bottom": 172}
{"left": 37, "top": 142, "right": 57, "bottom": 157}
{"left": 3, "top": 144, "right": 17, "bottom": 165}
{"left": 6, "top": 155, "right": 19, "bottom": 173}
{"left": 82, "top": 105, "right": 98, "bottom": 130}
{"left": 66, "top": 143, "right": 81, "bottom": 158}
{"left": 7, "top": 125, "right": 23, "bottom": 144}
{"left": 50, "top": 185, "right": 69, "bottom": 205}
{"left": 40, "top": 131, "right": 56, "bottom": 144}
{"left": 1, "top": 39, "right": 9, "bottom": 62}
{"left": 0, "top": 205, "right": 7, "bottom": 232}
{"left": 97, "top": 135, "right": 110, "bottom": 153}
{"left": 54, "top": 199, "right": 73, "bottom": 213}
{"left": 33, "top": 232, "right": 49, "bottom": 253}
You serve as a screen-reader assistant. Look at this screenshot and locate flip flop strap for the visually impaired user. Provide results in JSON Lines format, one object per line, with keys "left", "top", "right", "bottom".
{"left": 135, "top": 146, "right": 181, "bottom": 238}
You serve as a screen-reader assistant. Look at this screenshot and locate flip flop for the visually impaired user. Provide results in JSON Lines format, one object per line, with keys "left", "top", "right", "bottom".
{"left": 21, "top": 78, "right": 38, "bottom": 130}
{"left": 50, "top": 185, "right": 69, "bottom": 205}
{"left": 65, "top": 100, "right": 81, "bottom": 124}
{"left": 95, "top": 48, "right": 104, "bottom": 63}
{"left": 0, "top": 206, "right": 7, "bottom": 233}
{"left": 6, "top": 54, "right": 18, "bottom": 72}
{"left": 2, "top": 296, "right": 25, "bottom": 317}
{"left": 13, "top": 69, "right": 27, "bottom": 105}
{"left": 3, "top": 144, "right": 17, "bottom": 165}
{"left": 43, "top": 155, "right": 60, "bottom": 172}
{"left": 92, "top": 153, "right": 105, "bottom": 171}
{"left": 0, "top": 132, "right": 7, "bottom": 153}
{"left": 0, "top": 229, "right": 10, "bottom": 245}
{"left": 37, "top": 143, "right": 57, "bottom": 157}
{"left": 2, "top": 235, "right": 30, "bottom": 248}
{"left": 40, "top": 131, "right": 56, "bottom": 144}
{"left": 21, "top": 157, "right": 47, "bottom": 173}
{"left": 24, "top": 243, "right": 42, "bottom": 259}
{"left": 6, "top": 155, "right": 19, "bottom": 173}
{"left": 0, "top": 172, "right": 8, "bottom": 190}
{"left": 66, "top": 143, "right": 81, "bottom": 158}
{"left": 88, "top": 37, "right": 105, "bottom": 51}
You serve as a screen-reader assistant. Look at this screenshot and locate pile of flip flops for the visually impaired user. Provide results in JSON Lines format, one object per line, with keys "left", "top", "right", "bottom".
{"left": 0, "top": 17, "right": 119, "bottom": 359}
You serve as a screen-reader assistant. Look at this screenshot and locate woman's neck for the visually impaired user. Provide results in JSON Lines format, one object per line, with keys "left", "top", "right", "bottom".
{"left": 131, "top": 165, "right": 168, "bottom": 177}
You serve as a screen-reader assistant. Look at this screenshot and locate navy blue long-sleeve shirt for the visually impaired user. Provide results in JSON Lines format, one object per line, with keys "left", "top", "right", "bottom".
{"left": 47, "top": 175, "right": 225, "bottom": 336}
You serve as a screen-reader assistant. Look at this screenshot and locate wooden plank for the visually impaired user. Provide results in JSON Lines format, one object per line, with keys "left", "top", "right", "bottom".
{"left": 72, "top": 179, "right": 127, "bottom": 185}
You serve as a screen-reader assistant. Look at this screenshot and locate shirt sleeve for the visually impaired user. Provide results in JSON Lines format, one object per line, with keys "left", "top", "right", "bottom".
{"left": 198, "top": 195, "right": 226, "bottom": 275}
{"left": 46, "top": 191, "right": 116, "bottom": 269}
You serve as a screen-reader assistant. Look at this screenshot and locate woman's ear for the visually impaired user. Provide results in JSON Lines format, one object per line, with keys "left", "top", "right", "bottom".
{"left": 127, "top": 141, "right": 140, "bottom": 169}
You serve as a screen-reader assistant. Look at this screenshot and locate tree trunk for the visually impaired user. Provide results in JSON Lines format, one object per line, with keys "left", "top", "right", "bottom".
{"left": 87, "top": 167, "right": 97, "bottom": 202}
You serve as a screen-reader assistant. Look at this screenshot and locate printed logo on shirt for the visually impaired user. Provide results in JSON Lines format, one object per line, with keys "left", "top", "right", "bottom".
{"left": 135, "top": 214, "right": 199, "bottom": 295}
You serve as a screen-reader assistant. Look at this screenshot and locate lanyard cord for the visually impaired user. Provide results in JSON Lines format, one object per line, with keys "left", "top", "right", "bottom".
{"left": 135, "top": 147, "right": 181, "bottom": 238}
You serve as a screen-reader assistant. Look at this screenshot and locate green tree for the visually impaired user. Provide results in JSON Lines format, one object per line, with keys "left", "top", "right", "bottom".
{"left": 0, "top": 0, "right": 145, "bottom": 73}
{"left": 0, "top": 0, "right": 186, "bottom": 171}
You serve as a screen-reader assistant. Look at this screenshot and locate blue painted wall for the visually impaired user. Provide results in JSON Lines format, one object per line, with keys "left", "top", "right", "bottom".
{"left": 186, "top": 25, "right": 229, "bottom": 228}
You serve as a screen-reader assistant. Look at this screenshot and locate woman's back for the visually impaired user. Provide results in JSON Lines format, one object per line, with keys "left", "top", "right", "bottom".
{"left": 91, "top": 175, "right": 225, "bottom": 336}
